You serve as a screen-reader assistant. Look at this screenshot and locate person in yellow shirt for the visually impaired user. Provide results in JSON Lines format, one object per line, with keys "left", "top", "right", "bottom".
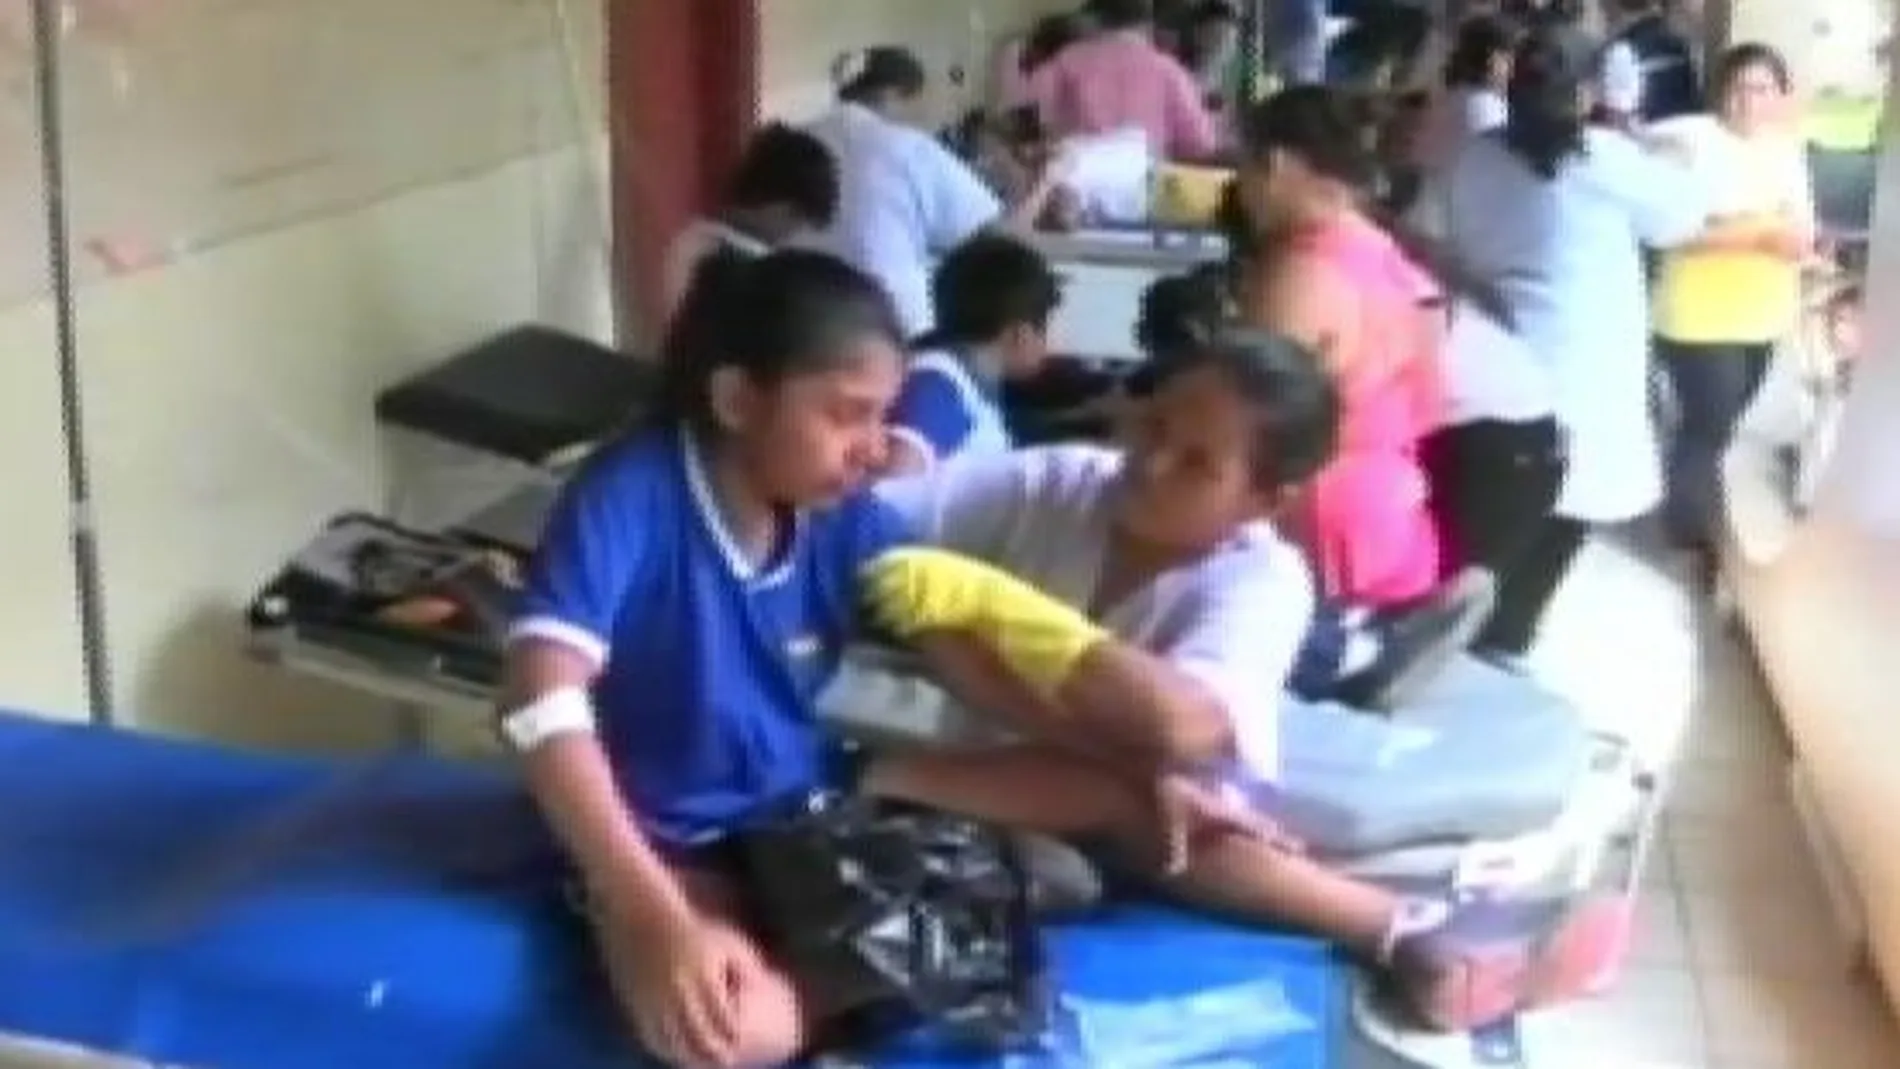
{"left": 1646, "top": 43, "right": 1815, "bottom": 576}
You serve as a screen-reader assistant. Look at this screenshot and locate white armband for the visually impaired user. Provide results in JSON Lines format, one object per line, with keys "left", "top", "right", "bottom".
{"left": 500, "top": 686, "right": 597, "bottom": 753}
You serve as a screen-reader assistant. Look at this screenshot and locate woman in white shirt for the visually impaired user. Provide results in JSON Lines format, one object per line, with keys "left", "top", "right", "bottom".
{"left": 809, "top": 46, "right": 1065, "bottom": 339}
{"left": 873, "top": 332, "right": 1620, "bottom": 1033}
{"left": 1428, "top": 28, "right": 1707, "bottom": 659}
{"left": 659, "top": 124, "right": 838, "bottom": 322}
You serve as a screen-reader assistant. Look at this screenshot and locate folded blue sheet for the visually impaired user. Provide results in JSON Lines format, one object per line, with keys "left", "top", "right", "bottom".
{"left": 0, "top": 712, "right": 1334, "bottom": 1069}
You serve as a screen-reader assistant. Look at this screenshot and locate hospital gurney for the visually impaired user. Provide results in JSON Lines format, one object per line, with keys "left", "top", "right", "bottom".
{"left": 0, "top": 710, "right": 1344, "bottom": 1069}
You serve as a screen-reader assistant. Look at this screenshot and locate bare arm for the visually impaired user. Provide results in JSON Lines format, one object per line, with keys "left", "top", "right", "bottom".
{"left": 911, "top": 631, "right": 1232, "bottom": 773}
{"left": 503, "top": 640, "right": 695, "bottom": 934}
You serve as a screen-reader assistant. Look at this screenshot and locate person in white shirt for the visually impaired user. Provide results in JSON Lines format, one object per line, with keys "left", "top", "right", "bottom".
{"left": 1722, "top": 280, "right": 1862, "bottom": 565}
{"left": 1423, "top": 27, "right": 1708, "bottom": 659}
{"left": 884, "top": 233, "right": 1064, "bottom": 473}
{"left": 809, "top": 46, "right": 1066, "bottom": 340}
{"left": 874, "top": 332, "right": 1611, "bottom": 1033}
{"left": 659, "top": 124, "right": 838, "bottom": 323}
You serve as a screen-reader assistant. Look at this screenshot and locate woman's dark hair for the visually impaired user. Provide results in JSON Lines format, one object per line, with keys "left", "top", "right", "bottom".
{"left": 920, "top": 234, "right": 1063, "bottom": 349}
{"left": 1087, "top": 0, "right": 1154, "bottom": 31}
{"left": 1444, "top": 15, "right": 1516, "bottom": 89}
{"left": 1136, "top": 267, "right": 1230, "bottom": 362}
{"left": 726, "top": 124, "right": 838, "bottom": 227}
{"left": 658, "top": 249, "right": 903, "bottom": 429}
{"left": 1022, "top": 13, "right": 1093, "bottom": 73}
{"left": 1502, "top": 29, "right": 1591, "bottom": 180}
{"left": 1144, "top": 328, "right": 1342, "bottom": 492}
{"left": 1190, "top": 0, "right": 1237, "bottom": 24}
{"left": 1710, "top": 42, "right": 1793, "bottom": 102}
{"left": 1177, "top": 1, "right": 1239, "bottom": 71}
{"left": 833, "top": 46, "right": 927, "bottom": 105}
{"left": 1241, "top": 86, "right": 1380, "bottom": 192}
{"left": 1331, "top": 2, "right": 1431, "bottom": 83}
{"left": 1214, "top": 179, "right": 1261, "bottom": 295}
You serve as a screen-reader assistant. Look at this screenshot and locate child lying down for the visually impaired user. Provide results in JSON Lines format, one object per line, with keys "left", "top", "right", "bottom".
{"left": 870, "top": 330, "right": 1616, "bottom": 1035}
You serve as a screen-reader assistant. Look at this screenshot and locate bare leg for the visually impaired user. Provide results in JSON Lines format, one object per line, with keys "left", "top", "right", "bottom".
{"left": 864, "top": 745, "right": 1154, "bottom": 842}
{"left": 591, "top": 870, "right": 806, "bottom": 1069}
{"left": 866, "top": 747, "right": 1616, "bottom": 1033}
{"left": 1160, "top": 831, "right": 1398, "bottom": 952}
{"left": 865, "top": 746, "right": 1395, "bottom": 946}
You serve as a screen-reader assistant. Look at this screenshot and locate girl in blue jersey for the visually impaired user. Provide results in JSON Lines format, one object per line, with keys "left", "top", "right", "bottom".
{"left": 503, "top": 249, "right": 1254, "bottom": 1069}
{"left": 885, "top": 232, "right": 1063, "bottom": 472}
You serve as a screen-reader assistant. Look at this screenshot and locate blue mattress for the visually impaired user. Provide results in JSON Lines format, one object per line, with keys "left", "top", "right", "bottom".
{"left": 0, "top": 712, "right": 1337, "bottom": 1069}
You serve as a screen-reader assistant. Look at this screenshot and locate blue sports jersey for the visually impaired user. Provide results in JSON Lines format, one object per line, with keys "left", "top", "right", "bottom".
{"left": 512, "top": 427, "right": 908, "bottom": 846}
{"left": 888, "top": 350, "right": 1013, "bottom": 467}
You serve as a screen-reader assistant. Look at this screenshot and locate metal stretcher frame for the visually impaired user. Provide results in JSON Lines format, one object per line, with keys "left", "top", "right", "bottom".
{"left": 247, "top": 628, "right": 494, "bottom": 746}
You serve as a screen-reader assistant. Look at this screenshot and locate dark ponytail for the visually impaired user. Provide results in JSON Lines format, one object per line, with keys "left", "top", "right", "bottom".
{"left": 1242, "top": 86, "right": 1382, "bottom": 193}
{"left": 833, "top": 46, "right": 927, "bottom": 106}
{"left": 1502, "top": 29, "right": 1589, "bottom": 180}
{"left": 657, "top": 249, "right": 903, "bottom": 430}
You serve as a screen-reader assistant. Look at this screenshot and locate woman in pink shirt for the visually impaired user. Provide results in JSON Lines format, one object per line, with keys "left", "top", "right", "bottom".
{"left": 1027, "top": 0, "right": 1221, "bottom": 160}
{"left": 1234, "top": 87, "right": 1449, "bottom": 607}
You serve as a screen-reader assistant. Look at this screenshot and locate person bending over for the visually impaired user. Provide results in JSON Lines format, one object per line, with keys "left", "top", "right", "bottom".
{"left": 885, "top": 233, "right": 1064, "bottom": 473}
{"left": 1026, "top": 0, "right": 1222, "bottom": 161}
{"left": 661, "top": 124, "right": 838, "bottom": 322}
{"left": 877, "top": 331, "right": 1613, "bottom": 1033}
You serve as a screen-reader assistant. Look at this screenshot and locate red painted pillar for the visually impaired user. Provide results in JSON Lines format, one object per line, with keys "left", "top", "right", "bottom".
{"left": 608, "top": 0, "right": 761, "bottom": 350}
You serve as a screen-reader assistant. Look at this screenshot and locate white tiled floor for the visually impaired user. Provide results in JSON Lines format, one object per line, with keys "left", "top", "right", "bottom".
{"left": 1513, "top": 530, "right": 1900, "bottom": 1069}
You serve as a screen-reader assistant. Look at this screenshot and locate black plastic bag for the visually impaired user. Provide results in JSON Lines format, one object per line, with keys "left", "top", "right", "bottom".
{"left": 734, "top": 792, "right": 1049, "bottom": 1055}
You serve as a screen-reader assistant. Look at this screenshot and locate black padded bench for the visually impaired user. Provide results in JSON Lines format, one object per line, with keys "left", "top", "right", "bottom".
{"left": 373, "top": 326, "right": 654, "bottom": 528}
{"left": 376, "top": 325, "right": 654, "bottom": 466}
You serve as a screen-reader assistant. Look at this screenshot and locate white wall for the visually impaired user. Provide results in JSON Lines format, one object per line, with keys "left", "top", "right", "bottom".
{"left": 1816, "top": 3, "right": 1900, "bottom": 539}
{"left": 0, "top": 2, "right": 609, "bottom": 753}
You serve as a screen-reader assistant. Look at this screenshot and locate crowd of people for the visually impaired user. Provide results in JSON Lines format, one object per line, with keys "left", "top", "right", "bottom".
{"left": 498, "top": 1, "right": 1863, "bottom": 1065}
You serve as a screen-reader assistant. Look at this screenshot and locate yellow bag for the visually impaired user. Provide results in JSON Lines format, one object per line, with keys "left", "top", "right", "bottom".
{"left": 1151, "top": 164, "right": 1235, "bottom": 227}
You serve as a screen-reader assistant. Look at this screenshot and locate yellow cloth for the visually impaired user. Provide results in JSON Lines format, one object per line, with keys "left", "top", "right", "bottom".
{"left": 1654, "top": 214, "right": 1801, "bottom": 345}
{"left": 1152, "top": 164, "right": 1235, "bottom": 227}
{"left": 860, "top": 547, "right": 1109, "bottom": 698}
